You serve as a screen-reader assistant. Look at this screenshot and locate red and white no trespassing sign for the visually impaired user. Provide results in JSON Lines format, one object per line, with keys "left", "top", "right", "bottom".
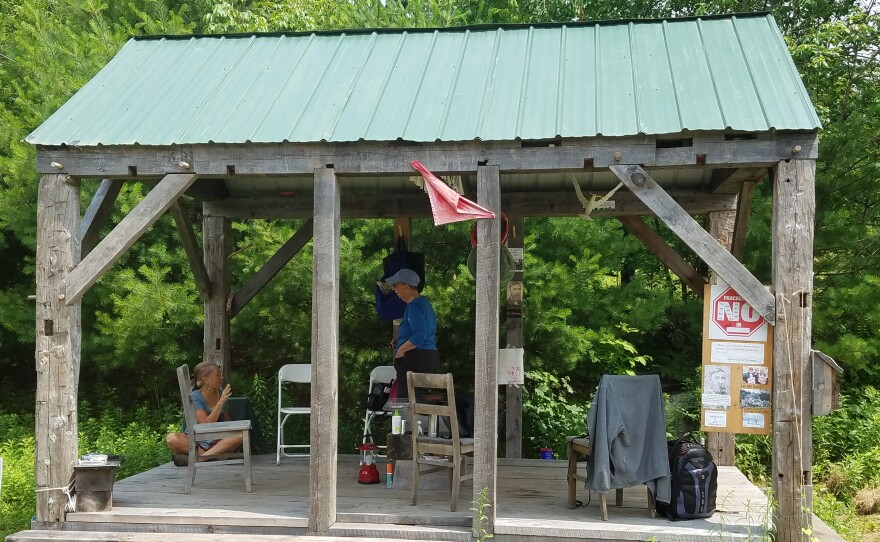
{"left": 708, "top": 284, "right": 769, "bottom": 342}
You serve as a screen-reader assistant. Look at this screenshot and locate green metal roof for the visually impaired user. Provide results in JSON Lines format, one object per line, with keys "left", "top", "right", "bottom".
{"left": 27, "top": 13, "right": 820, "bottom": 146}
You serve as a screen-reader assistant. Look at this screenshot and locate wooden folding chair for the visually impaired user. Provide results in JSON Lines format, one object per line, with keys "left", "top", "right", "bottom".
{"left": 407, "top": 372, "right": 474, "bottom": 512}
{"left": 177, "top": 364, "right": 253, "bottom": 493}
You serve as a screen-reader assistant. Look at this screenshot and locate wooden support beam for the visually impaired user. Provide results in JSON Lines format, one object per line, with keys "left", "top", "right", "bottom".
{"left": 203, "top": 215, "right": 231, "bottom": 381}
{"left": 618, "top": 216, "right": 706, "bottom": 297}
{"left": 203, "top": 191, "right": 738, "bottom": 220}
{"left": 229, "top": 219, "right": 314, "bottom": 317}
{"left": 80, "top": 179, "right": 123, "bottom": 257}
{"left": 505, "top": 214, "right": 524, "bottom": 459}
{"left": 169, "top": 200, "right": 210, "bottom": 303}
{"left": 771, "top": 159, "right": 815, "bottom": 542}
{"left": 310, "top": 167, "right": 340, "bottom": 535}
{"left": 474, "top": 165, "right": 500, "bottom": 537}
{"left": 35, "top": 173, "right": 81, "bottom": 522}
{"left": 731, "top": 181, "right": 757, "bottom": 261}
{"left": 63, "top": 173, "right": 198, "bottom": 304}
{"left": 610, "top": 164, "right": 775, "bottom": 325}
{"left": 36, "top": 132, "right": 819, "bottom": 177}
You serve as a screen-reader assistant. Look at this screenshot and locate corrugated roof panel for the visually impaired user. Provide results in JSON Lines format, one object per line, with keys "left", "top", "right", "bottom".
{"left": 664, "top": 21, "right": 726, "bottom": 131}
{"left": 698, "top": 18, "right": 766, "bottom": 131}
{"left": 27, "top": 14, "right": 820, "bottom": 147}
{"left": 181, "top": 35, "right": 290, "bottom": 142}
{"left": 329, "top": 34, "right": 400, "bottom": 140}
{"left": 629, "top": 22, "right": 682, "bottom": 135}
{"left": 518, "top": 27, "right": 561, "bottom": 139}
{"left": 734, "top": 16, "right": 819, "bottom": 131}
{"left": 558, "top": 25, "right": 597, "bottom": 137}
{"left": 596, "top": 24, "right": 638, "bottom": 136}
{"left": 439, "top": 30, "right": 495, "bottom": 141}
{"left": 478, "top": 29, "right": 529, "bottom": 141}
{"left": 292, "top": 33, "right": 377, "bottom": 142}
{"left": 402, "top": 31, "right": 468, "bottom": 141}
{"left": 363, "top": 32, "right": 436, "bottom": 141}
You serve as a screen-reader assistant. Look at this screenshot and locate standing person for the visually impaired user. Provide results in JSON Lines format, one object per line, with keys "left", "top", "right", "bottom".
{"left": 166, "top": 361, "right": 243, "bottom": 466}
{"left": 385, "top": 268, "right": 440, "bottom": 400}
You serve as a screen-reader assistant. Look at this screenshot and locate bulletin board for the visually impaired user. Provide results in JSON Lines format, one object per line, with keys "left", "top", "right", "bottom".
{"left": 700, "top": 282, "right": 773, "bottom": 435}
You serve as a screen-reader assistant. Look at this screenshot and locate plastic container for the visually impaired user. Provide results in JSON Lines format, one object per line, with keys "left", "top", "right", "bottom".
{"left": 540, "top": 448, "right": 553, "bottom": 460}
{"left": 391, "top": 410, "right": 402, "bottom": 435}
{"left": 386, "top": 462, "right": 394, "bottom": 488}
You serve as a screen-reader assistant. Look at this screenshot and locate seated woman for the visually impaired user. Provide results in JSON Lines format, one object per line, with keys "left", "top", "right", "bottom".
{"left": 166, "top": 361, "right": 243, "bottom": 466}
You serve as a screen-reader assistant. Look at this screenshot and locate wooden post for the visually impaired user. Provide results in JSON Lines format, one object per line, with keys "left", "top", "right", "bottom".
{"left": 203, "top": 214, "right": 231, "bottom": 380}
{"left": 35, "top": 173, "right": 81, "bottom": 521}
{"left": 706, "top": 210, "right": 737, "bottom": 466}
{"left": 474, "top": 165, "right": 500, "bottom": 535}
{"left": 310, "top": 166, "right": 339, "bottom": 534}
{"left": 505, "top": 214, "right": 523, "bottom": 459}
{"left": 771, "top": 159, "right": 815, "bottom": 541}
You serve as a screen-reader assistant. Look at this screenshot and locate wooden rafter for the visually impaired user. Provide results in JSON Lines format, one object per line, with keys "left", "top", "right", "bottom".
{"left": 617, "top": 216, "right": 706, "bottom": 297}
{"left": 229, "top": 218, "right": 314, "bottom": 318}
{"left": 80, "top": 179, "right": 123, "bottom": 257}
{"left": 169, "top": 199, "right": 211, "bottom": 303}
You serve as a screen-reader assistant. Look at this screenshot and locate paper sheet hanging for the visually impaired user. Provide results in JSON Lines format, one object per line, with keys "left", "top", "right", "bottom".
{"left": 498, "top": 348, "right": 524, "bottom": 385}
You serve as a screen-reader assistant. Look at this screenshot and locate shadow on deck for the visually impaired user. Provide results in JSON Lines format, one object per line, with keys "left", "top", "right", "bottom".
{"left": 18, "top": 454, "right": 838, "bottom": 542}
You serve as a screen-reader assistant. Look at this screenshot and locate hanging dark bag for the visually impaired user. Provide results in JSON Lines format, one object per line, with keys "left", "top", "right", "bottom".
{"left": 374, "top": 237, "right": 425, "bottom": 320}
{"left": 656, "top": 433, "right": 718, "bottom": 520}
{"left": 365, "top": 379, "right": 393, "bottom": 411}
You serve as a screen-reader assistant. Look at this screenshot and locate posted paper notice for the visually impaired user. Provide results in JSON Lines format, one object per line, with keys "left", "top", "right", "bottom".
{"left": 711, "top": 341, "right": 765, "bottom": 364}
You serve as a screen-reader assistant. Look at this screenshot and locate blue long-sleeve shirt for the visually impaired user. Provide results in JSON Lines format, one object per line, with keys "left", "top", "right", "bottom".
{"left": 397, "top": 296, "right": 437, "bottom": 353}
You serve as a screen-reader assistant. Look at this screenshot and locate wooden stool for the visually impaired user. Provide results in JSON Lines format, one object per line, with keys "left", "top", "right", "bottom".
{"left": 567, "top": 436, "right": 636, "bottom": 521}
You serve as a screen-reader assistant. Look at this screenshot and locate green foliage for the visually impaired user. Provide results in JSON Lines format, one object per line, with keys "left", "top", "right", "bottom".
{"left": 734, "top": 435, "right": 773, "bottom": 487}
{"left": 521, "top": 370, "right": 589, "bottom": 458}
{"left": 813, "top": 488, "right": 865, "bottom": 542}
{"left": 471, "top": 486, "right": 494, "bottom": 540}
{"left": 0, "top": 414, "right": 36, "bottom": 538}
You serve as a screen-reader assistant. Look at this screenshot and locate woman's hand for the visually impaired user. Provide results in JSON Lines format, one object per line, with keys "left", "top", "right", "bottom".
{"left": 220, "top": 384, "right": 233, "bottom": 404}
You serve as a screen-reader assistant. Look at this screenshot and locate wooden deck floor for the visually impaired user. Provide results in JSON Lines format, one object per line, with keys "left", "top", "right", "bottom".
{"left": 43, "top": 454, "right": 835, "bottom": 542}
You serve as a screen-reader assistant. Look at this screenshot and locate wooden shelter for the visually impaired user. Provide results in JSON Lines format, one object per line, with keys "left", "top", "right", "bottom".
{"left": 27, "top": 14, "right": 820, "bottom": 541}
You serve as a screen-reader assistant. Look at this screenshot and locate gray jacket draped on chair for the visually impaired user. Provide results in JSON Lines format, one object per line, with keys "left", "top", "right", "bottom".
{"left": 585, "top": 374, "right": 671, "bottom": 504}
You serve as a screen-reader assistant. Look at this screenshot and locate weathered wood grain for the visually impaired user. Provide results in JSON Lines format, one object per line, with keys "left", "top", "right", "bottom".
{"left": 310, "top": 167, "right": 340, "bottom": 534}
{"left": 474, "top": 165, "right": 501, "bottom": 535}
{"left": 35, "top": 132, "right": 818, "bottom": 177}
{"left": 611, "top": 164, "right": 775, "bottom": 325}
{"left": 40, "top": 455, "right": 779, "bottom": 541}
{"left": 230, "top": 219, "right": 314, "bottom": 317}
{"left": 80, "top": 179, "right": 123, "bottom": 257}
{"left": 771, "top": 159, "right": 815, "bottom": 542}
{"left": 63, "top": 173, "right": 197, "bottom": 304}
{"left": 203, "top": 215, "right": 231, "bottom": 379}
{"left": 168, "top": 200, "right": 210, "bottom": 303}
{"left": 35, "top": 173, "right": 81, "bottom": 522}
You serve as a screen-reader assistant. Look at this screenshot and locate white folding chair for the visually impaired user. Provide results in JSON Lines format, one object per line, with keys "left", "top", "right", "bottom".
{"left": 361, "top": 365, "right": 397, "bottom": 457}
{"left": 277, "top": 363, "right": 311, "bottom": 463}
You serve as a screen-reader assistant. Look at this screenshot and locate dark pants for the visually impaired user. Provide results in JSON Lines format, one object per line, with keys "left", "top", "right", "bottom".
{"left": 394, "top": 349, "right": 440, "bottom": 400}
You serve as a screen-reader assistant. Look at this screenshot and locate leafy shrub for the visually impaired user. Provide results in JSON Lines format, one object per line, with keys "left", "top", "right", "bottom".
{"left": 0, "top": 419, "right": 36, "bottom": 538}
{"left": 521, "top": 370, "right": 589, "bottom": 458}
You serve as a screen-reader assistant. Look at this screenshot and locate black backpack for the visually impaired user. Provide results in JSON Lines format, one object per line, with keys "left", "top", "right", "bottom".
{"left": 656, "top": 434, "right": 718, "bottom": 520}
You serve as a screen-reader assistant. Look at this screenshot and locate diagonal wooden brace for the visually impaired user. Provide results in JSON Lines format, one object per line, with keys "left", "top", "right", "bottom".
{"left": 610, "top": 164, "right": 774, "bottom": 325}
